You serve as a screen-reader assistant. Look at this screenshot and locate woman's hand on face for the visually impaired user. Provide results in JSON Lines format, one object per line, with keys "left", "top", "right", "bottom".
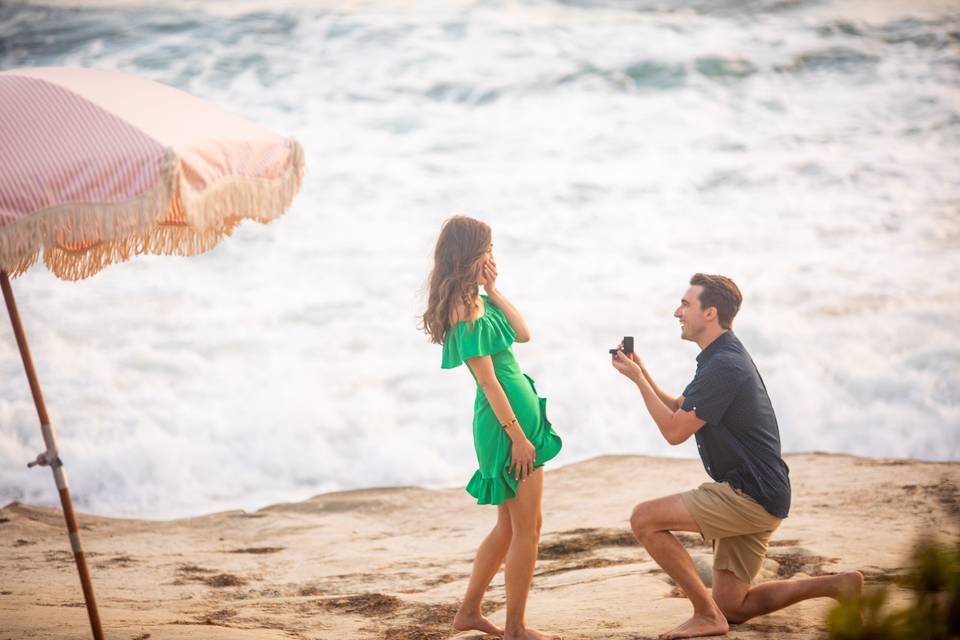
{"left": 509, "top": 436, "right": 536, "bottom": 481}
{"left": 482, "top": 257, "right": 498, "bottom": 294}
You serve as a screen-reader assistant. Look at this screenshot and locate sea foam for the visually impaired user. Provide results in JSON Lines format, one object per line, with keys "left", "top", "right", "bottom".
{"left": 0, "top": 0, "right": 957, "bottom": 518}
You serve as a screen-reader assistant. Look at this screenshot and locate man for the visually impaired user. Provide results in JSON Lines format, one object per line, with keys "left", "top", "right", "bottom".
{"left": 611, "top": 273, "right": 862, "bottom": 640}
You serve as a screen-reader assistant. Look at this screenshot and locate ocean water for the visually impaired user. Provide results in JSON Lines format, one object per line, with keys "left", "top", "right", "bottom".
{"left": 0, "top": 0, "right": 958, "bottom": 519}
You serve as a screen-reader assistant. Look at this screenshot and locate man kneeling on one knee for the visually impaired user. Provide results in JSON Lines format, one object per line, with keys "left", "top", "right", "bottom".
{"left": 611, "top": 273, "right": 862, "bottom": 640}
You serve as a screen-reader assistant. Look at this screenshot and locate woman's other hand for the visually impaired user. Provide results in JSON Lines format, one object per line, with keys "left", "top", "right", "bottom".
{"left": 508, "top": 434, "right": 536, "bottom": 481}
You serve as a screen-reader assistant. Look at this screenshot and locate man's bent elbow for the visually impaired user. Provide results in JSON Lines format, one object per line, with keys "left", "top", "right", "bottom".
{"left": 664, "top": 430, "right": 690, "bottom": 446}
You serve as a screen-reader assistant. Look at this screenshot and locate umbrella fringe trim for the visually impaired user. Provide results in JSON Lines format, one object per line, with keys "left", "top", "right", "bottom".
{"left": 179, "top": 138, "right": 305, "bottom": 231}
{"left": 0, "top": 148, "right": 179, "bottom": 278}
{"left": 41, "top": 218, "right": 245, "bottom": 281}
{"left": 1, "top": 139, "right": 304, "bottom": 281}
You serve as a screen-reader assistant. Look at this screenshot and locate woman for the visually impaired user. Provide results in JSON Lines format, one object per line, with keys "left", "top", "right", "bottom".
{"left": 420, "top": 215, "right": 562, "bottom": 640}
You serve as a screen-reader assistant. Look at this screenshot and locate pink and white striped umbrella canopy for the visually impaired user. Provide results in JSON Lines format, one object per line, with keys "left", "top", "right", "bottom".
{"left": 0, "top": 67, "right": 304, "bottom": 280}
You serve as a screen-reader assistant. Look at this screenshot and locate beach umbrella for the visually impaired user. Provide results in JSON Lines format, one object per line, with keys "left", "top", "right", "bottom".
{"left": 0, "top": 67, "right": 305, "bottom": 639}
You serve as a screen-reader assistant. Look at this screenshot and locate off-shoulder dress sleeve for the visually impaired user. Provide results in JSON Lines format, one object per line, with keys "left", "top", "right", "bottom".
{"left": 441, "top": 296, "right": 516, "bottom": 369}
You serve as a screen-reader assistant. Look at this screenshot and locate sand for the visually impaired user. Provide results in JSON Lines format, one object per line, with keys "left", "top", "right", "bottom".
{"left": 1, "top": 453, "right": 958, "bottom": 640}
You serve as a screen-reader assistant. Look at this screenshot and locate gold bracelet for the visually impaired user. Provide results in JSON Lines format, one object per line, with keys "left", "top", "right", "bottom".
{"left": 501, "top": 418, "right": 519, "bottom": 429}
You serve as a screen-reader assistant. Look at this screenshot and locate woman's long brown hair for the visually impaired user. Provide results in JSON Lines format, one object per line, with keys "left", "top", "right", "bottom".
{"left": 421, "top": 215, "right": 492, "bottom": 344}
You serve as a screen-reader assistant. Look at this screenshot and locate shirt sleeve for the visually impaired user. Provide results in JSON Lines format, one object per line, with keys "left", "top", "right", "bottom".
{"left": 681, "top": 360, "right": 748, "bottom": 426}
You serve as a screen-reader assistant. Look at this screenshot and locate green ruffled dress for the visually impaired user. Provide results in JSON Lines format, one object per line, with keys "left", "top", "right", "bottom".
{"left": 442, "top": 295, "right": 562, "bottom": 505}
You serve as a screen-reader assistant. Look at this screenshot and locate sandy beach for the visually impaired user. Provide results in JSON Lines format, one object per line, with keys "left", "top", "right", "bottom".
{"left": 1, "top": 453, "right": 957, "bottom": 640}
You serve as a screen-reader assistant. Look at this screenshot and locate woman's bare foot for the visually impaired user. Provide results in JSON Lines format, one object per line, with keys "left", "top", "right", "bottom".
{"left": 833, "top": 571, "right": 865, "bottom": 600}
{"left": 503, "top": 626, "right": 561, "bottom": 640}
{"left": 658, "top": 611, "right": 729, "bottom": 640}
{"left": 453, "top": 608, "right": 504, "bottom": 637}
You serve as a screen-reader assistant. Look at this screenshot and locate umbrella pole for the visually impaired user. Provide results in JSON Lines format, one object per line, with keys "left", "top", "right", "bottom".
{"left": 0, "top": 271, "right": 105, "bottom": 640}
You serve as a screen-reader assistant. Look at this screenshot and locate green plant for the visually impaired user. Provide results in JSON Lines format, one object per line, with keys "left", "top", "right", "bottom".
{"left": 827, "top": 537, "right": 960, "bottom": 640}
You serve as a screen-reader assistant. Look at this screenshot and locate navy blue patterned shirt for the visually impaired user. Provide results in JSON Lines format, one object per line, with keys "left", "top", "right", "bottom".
{"left": 681, "top": 331, "right": 791, "bottom": 518}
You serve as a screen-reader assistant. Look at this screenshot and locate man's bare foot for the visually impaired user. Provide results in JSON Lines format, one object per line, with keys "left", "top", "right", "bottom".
{"left": 658, "top": 612, "right": 729, "bottom": 640}
{"left": 833, "top": 571, "right": 864, "bottom": 600}
{"left": 453, "top": 608, "right": 504, "bottom": 637}
{"left": 503, "top": 626, "right": 561, "bottom": 640}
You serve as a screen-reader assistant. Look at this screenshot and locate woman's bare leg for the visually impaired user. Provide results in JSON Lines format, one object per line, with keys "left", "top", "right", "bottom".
{"left": 503, "top": 468, "right": 560, "bottom": 640}
{"left": 454, "top": 504, "right": 512, "bottom": 636}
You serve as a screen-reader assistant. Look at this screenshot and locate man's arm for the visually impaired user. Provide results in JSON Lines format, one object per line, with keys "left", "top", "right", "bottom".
{"left": 631, "top": 354, "right": 681, "bottom": 412}
{"left": 612, "top": 352, "right": 705, "bottom": 445}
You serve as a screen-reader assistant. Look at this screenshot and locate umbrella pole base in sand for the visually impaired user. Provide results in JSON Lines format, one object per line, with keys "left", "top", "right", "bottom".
{"left": 1, "top": 270, "right": 105, "bottom": 640}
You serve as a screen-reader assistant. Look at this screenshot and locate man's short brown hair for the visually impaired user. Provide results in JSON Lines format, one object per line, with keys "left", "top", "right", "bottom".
{"left": 690, "top": 273, "right": 742, "bottom": 330}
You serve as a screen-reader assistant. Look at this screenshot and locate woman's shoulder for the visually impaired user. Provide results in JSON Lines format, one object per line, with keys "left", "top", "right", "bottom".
{"left": 448, "top": 296, "right": 486, "bottom": 327}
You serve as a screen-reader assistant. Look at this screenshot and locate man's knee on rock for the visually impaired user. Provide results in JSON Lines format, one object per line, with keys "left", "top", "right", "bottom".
{"left": 714, "top": 592, "right": 748, "bottom": 624}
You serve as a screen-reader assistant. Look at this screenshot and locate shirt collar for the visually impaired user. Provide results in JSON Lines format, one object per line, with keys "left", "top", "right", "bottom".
{"left": 696, "top": 330, "right": 735, "bottom": 365}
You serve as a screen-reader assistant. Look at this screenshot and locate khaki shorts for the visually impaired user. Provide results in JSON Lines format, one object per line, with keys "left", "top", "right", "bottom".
{"left": 680, "top": 482, "right": 783, "bottom": 584}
